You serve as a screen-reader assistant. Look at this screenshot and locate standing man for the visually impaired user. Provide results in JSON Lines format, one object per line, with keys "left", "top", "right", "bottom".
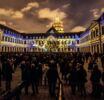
{"left": 47, "top": 60, "right": 60, "bottom": 97}
{"left": 77, "top": 64, "right": 87, "bottom": 96}
{"left": 70, "top": 63, "right": 77, "bottom": 95}
{"left": 24, "top": 61, "right": 31, "bottom": 95}
{"left": 2, "top": 59, "right": 13, "bottom": 91}
{"left": 90, "top": 64, "right": 101, "bottom": 98}
{"left": 101, "top": 54, "right": 104, "bottom": 68}
{"left": 0, "top": 60, "right": 2, "bottom": 89}
{"left": 30, "top": 62, "right": 40, "bottom": 95}
{"left": 102, "top": 69, "right": 104, "bottom": 97}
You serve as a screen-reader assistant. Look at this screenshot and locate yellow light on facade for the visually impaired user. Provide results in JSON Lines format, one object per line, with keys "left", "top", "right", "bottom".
{"left": 52, "top": 16, "right": 64, "bottom": 33}
{"left": 55, "top": 16, "right": 60, "bottom": 23}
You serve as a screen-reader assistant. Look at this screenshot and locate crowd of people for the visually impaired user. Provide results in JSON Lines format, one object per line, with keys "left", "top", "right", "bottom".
{"left": 0, "top": 52, "right": 104, "bottom": 99}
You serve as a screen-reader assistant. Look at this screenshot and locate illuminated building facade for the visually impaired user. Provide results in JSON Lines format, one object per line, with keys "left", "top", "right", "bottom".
{"left": 1, "top": 13, "right": 104, "bottom": 53}
{"left": 0, "top": 24, "right": 80, "bottom": 53}
{"left": 0, "top": 25, "right": 26, "bottom": 52}
{"left": 78, "top": 13, "right": 104, "bottom": 54}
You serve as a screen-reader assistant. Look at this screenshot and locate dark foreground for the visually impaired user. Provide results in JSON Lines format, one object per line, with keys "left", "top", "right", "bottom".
{"left": 0, "top": 52, "right": 104, "bottom": 100}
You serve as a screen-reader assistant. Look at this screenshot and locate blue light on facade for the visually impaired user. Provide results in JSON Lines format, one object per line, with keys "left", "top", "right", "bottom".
{"left": 4, "top": 34, "right": 23, "bottom": 40}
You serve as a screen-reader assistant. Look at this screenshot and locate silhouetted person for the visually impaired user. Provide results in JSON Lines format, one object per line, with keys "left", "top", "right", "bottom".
{"left": 24, "top": 61, "right": 31, "bottom": 94}
{"left": 59, "top": 59, "right": 65, "bottom": 79}
{"left": 38, "top": 62, "right": 43, "bottom": 86}
{"left": 101, "top": 54, "right": 104, "bottom": 67}
{"left": 30, "top": 63, "right": 36, "bottom": 95}
{"left": 102, "top": 70, "right": 104, "bottom": 85}
{"left": 0, "top": 61, "right": 2, "bottom": 88}
{"left": 69, "top": 63, "right": 77, "bottom": 95}
{"left": 90, "top": 64, "right": 101, "bottom": 98}
{"left": 64, "top": 61, "right": 70, "bottom": 84}
{"left": 85, "top": 53, "right": 90, "bottom": 63}
{"left": 20, "top": 61, "right": 26, "bottom": 81}
{"left": 30, "top": 63, "right": 39, "bottom": 95}
{"left": 47, "top": 60, "right": 59, "bottom": 97}
{"left": 88, "top": 59, "right": 94, "bottom": 71}
{"left": 2, "top": 60, "right": 13, "bottom": 91}
{"left": 102, "top": 69, "right": 104, "bottom": 97}
{"left": 77, "top": 64, "right": 87, "bottom": 96}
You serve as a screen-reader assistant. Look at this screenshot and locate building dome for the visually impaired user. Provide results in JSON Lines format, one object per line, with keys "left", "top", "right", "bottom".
{"left": 52, "top": 17, "right": 64, "bottom": 33}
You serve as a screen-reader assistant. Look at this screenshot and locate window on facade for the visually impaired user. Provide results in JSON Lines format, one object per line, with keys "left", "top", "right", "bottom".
{"left": 6, "top": 37, "right": 8, "bottom": 41}
{"left": 65, "top": 36, "right": 67, "bottom": 38}
{"left": 21, "top": 40, "right": 22, "bottom": 44}
{"left": 10, "top": 38, "right": 12, "bottom": 42}
{"left": 16, "top": 39, "right": 17, "bottom": 43}
{"left": 102, "top": 26, "right": 104, "bottom": 35}
{"left": 15, "top": 39, "right": 16, "bottom": 43}
{"left": 20, "top": 40, "right": 22, "bottom": 44}
{"left": 4, "top": 30, "right": 6, "bottom": 34}
{"left": 9, "top": 37, "right": 11, "bottom": 42}
{"left": 26, "top": 36, "right": 28, "bottom": 39}
{"left": 26, "top": 40, "right": 28, "bottom": 44}
{"left": 7, "top": 37, "right": 9, "bottom": 42}
{"left": 72, "top": 35, "right": 75, "bottom": 38}
{"left": 13, "top": 38, "right": 15, "bottom": 43}
{"left": 12, "top": 38, "right": 13, "bottom": 42}
{"left": 5, "top": 36, "right": 7, "bottom": 41}
{"left": 18, "top": 40, "right": 20, "bottom": 43}
{"left": 11, "top": 38, "right": 13, "bottom": 42}
{"left": 18, "top": 40, "right": 20, "bottom": 44}
{"left": 17, "top": 40, "right": 19, "bottom": 43}
{"left": 96, "top": 29, "right": 98, "bottom": 36}
{"left": 14, "top": 38, "right": 16, "bottom": 43}
{"left": 24, "top": 40, "right": 25, "bottom": 44}
{"left": 91, "top": 31, "right": 93, "bottom": 39}
{"left": 8, "top": 37, "right": 11, "bottom": 42}
{"left": 7, "top": 30, "right": 8, "bottom": 34}
{"left": 93, "top": 31, "right": 96, "bottom": 38}
{"left": 21, "top": 40, "right": 23, "bottom": 44}
{"left": 8, "top": 30, "right": 11, "bottom": 34}
{"left": 2, "top": 36, "right": 4, "bottom": 41}
{"left": 11, "top": 32, "right": 12, "bottom": 35}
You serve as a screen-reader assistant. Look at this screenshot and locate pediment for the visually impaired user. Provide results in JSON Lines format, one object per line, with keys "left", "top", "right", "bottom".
{"left": 46, "top": 27, "right": 58, "bottom": 34}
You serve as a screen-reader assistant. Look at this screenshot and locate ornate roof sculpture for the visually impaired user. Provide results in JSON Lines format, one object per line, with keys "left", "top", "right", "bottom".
{"left": 52, "top": 17, "right": 64, "bottom": 33}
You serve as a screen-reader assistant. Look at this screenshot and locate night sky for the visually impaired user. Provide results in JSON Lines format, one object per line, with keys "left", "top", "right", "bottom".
{"left": 0, "top": 0, "right": 104, "bottom": 33}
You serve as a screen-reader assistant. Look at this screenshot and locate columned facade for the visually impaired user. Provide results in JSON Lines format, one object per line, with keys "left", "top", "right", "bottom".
{"left": 0, "top": 25, "right": 80, "bottom": 53}
{"left": 78, "top": 13, "right": 104, "bottom": 54}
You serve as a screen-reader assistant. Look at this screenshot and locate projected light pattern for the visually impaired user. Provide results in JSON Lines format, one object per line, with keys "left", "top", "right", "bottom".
{"left": 32, "top": 43, "right": 47, "bottom": 51}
